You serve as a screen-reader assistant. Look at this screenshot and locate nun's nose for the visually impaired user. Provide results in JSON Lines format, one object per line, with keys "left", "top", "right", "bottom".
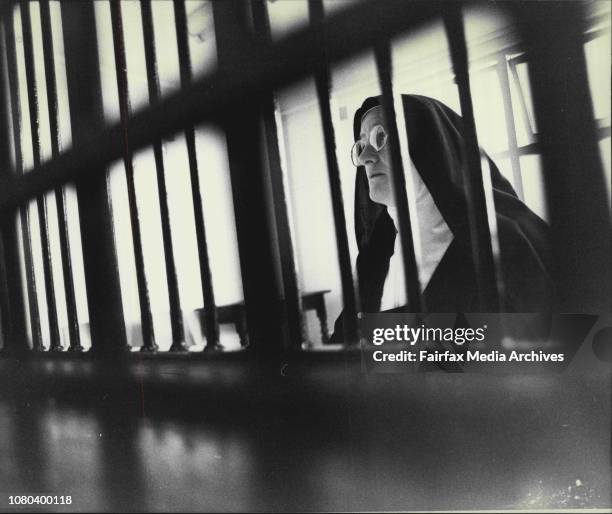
{"left": 358, "top": 144, "right": 378, "bottom": 165}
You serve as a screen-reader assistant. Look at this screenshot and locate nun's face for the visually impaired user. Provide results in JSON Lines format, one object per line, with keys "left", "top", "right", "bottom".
{"left": 357, "top": 106, "right": 394, "bottom": 206}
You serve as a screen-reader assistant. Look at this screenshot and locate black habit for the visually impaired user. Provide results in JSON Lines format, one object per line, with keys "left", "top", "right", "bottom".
{"left": 330, "top": 95, "right": 553, "bottom": 343}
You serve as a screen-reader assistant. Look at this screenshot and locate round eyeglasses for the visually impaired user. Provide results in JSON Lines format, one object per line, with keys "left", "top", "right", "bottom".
{"left": 350, "top": 124, "right": 388, "bottom": 167}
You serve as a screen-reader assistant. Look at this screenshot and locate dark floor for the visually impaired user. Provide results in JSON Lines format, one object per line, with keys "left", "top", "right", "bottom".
{"left": 0, "top": 355, "right": 610, "bottom": 512}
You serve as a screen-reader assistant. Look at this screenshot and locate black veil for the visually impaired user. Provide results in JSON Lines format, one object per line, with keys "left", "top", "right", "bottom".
{"left": 339, "top": 95, "right": 552, "bottom": 328}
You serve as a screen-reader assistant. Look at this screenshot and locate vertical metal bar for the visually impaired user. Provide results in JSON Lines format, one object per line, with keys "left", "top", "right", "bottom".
{"left": 211, "top": 0, "right": 285, "bottom": 358}
{"left": 443, "top": 4, "right": 500, "bottom": 311}
{"left": 251, "top": 0, "right": 306, "bottom": 351}
{"left": 0, "top": 21, "right": 29, "bottom": 355}
{"left": 39, "top": 0, "right": 82, "bottom": 351}
{"left": 109, "top": 0, "right": 157, "bottom": 352}
{"left": 4, "top": 11, "right": 43, "bottom": 351}
{"left": 308, "top": 0, "right": 362, "bottom": 341}
{"left": 20, "top": 3, "right": 64, "bottom": 351}
{"left": 373, "top": 41, "right": 424, "bottom": 313}
{"left": 515, "top": 2, "right": 611, "bottom": 311}
{"left": 496, "top": 52, "right": 524, "bottom": 200}
{"left": 173, "top": 0, "right": 219, "bottom": 351}
{"left": 139, "top": 0, "right": 186, "bottom": 352}
{"left": 60, "top": 0, "right": 128, "bottom": 354}
{"left": 21, "top": 0, "right": 62, "bottom": 351}
{"left": 0, "top": 27, "right": 13, "bottom": 348}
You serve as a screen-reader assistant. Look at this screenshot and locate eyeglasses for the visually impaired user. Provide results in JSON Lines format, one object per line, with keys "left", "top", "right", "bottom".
{"left": 350, "top": 124, "right": 388, "bottom": 167}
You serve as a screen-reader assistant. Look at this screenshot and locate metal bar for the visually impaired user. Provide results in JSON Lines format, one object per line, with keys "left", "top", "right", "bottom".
{"left": 211, "top": 0, "right": 285, "bottom": 358}
{"left": 21, "top": 0, "right": 62, "bottom": 351}
{"left": 60, "top": 0, "right": 128, "bottom": 354}
{"left": 139, "top": 0, "right": 186, "bottom": 352}
{"left": 0, "top": 21, "right": 29, "bottom": 355}
{"left": 109, "top": 0, "right": 157, "bottom": 352}
{"left": 4, "top": 11, "right": 43, "bottom": 351}
{"left": 514, "top": 1, "right": 611, "bottom": 311}
{"left": 373, "top": 41, "right": 424, "bottom": 313}
{"left": 496, "top": 52, "right": 523, "bottom": 200}
{"left": 173, "top": 0, "right": 219, "bottom": 351}
{"left": 0, "top": 27, "right": 12, "bottom": 347}
{"left": 39, "top": 0, "right": 82, "bottom": 352}
{"left": 251, "top": 0, "right": 305, "bottom": 350}
{"left": 19, "top": 0, "right": 63, "bottom": 351}
{"left": 443, "top": 5, "right": 500, "bottom": 311}
{"left": 308, "top": 0, "right": 362, "bottom": 341}
{"left": 0, "top": 30, "right": 12, "bottom": 351}
{"left": 0, "top": 1, "right": 446, "bottom": 213}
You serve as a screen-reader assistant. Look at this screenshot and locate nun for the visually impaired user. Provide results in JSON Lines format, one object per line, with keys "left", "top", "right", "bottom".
{"left": 330, "top": 95, "right": 552, "bottom": 343}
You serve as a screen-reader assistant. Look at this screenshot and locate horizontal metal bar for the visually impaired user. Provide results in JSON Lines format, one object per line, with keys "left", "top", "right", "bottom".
{"left": 0, "top": 0, "right": 450, "bottom": 215}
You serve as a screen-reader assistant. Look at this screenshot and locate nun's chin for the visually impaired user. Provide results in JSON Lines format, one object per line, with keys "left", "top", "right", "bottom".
{"left": 368, "top": 177, "right": 394, "bottom": 206}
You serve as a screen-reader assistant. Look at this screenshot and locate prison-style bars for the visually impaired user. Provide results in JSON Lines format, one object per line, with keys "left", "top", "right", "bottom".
{"left": 0, "top": 22, "right": 29, "bottom": 355}
{"left": 0, "top": 2, "right": 447, "bottom": 215}
{"left": 514, "top": 1, "right": 611, "bottom": 312}
{"left": 109, "top": 0, "right": 157, "bottom": 352}
{"left": 374, "top": 42, "right": 424, "bottom": 313}
{"left": 251, "top": 0, "right": 306, "bottom": 351}
{"left": 0, "top": 1, "right": 609, "bottom": 355}
{"left": 60, "top": 0, "right": 128, "bottom": 354}
{"left": 20, "top": 1, "right": 63, "bottom": 350}
{"left": 173, "top": 0, "right": 219, "bottom": 352}
{"left": 211, "top": 0, "right": 286, "bottom": 358}
{"left": 0, "top": 0, "right": 450, "bottom": 217}
{"left": 139, "top": 0, "right": 187, "bottom": 352}
{"left": 444, "top": 5, "right": 501, "bottom": 312}
{"left": 3, "top": 12, "right": 43, "bottom": 351}
{"left": 39, "top": 0, "right": 82, "bottom": 352}
{"left": 309, "top": 0, "right": 361, "bottom": 343}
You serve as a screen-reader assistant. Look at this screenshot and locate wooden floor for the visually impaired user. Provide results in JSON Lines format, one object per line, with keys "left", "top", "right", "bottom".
{"left": 0, "top": 356, "right": 610, "bottom": 512}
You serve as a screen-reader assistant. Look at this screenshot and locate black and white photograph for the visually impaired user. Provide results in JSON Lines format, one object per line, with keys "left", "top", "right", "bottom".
{"left": 0, "top": 0, "right": 610, "bottom": 512}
